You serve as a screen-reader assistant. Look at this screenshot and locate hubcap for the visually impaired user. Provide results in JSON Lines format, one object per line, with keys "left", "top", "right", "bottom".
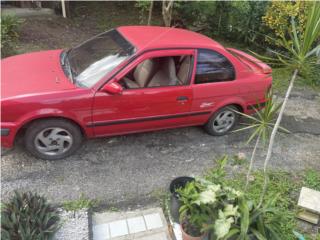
{"left": 212, "top": 110, "right": 236, "bottom": 133}
{"left": 34, "top": 127, "right": 73, "bottom": 156}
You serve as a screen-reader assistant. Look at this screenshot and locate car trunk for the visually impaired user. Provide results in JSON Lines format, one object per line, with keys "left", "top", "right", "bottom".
{"left": 227, "top": 48, "right": 272, "bottom": 74}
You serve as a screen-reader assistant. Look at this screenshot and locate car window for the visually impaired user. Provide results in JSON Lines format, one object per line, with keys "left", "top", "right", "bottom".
{"left": 67, "top": 29, "right": 135, "bottom": 88}
{"left": 195, "top": 49, "right": 235, "bottom": 84}
{"left": 118, "top": 55, "right": 193, "bottom": 89}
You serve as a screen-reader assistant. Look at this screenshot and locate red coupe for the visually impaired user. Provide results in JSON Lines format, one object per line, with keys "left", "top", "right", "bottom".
{"left": 1, "top": 26, "right": 272, "bottom": 160}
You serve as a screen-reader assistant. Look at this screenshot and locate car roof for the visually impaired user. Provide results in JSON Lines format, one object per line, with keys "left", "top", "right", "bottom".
{"left": 117, "top": 26, "right": 225, "bottom": 52}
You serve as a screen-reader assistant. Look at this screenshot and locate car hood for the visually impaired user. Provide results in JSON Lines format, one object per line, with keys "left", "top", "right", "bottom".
{"left": 1, "top": 50, "right": 76, "bottom": 99}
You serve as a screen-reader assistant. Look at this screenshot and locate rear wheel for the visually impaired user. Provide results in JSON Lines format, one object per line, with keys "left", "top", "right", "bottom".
{"left": 24, "top": 119, "right": 82, "bottom": 160}
{"left": 204, "top": 105, "right": 239, "bottom": 136}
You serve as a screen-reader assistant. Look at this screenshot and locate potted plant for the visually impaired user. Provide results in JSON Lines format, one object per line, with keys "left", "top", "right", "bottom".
{"left": 178, "top": 180, "right": 209, "bottom": 240}
{"left": 178, "top": 178, "right": 242, "bottom": 240}
{"left": 169, "top": 176, "right": 195, "bottom": 223}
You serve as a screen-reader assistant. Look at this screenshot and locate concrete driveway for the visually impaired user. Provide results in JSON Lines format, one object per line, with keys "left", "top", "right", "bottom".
{"left": 1, "top": 90, "right": 320, "bottom": 204}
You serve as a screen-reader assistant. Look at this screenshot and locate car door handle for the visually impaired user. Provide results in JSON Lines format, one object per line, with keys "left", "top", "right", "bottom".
{"left": 177, "top": 96, "right": 189, "bottom": 101}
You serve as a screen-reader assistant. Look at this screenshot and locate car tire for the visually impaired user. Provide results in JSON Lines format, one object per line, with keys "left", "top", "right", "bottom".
{"left": 24, "top": 119, "right": 83, "bottom": 160}
{"left": 204, "top": 105, "right": 239, "bottom": 136}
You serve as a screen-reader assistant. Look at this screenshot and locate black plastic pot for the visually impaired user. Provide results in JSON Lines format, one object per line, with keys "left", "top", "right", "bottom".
{"left": 169, "top": 176, "right": 195, "bottom": 223}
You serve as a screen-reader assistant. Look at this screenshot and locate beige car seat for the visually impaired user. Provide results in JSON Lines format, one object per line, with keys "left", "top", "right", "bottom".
{"left": 148, "top": 57, "right": 179, "bottom": 87}
{"left": 123, "top": 59, "right": 157, "bottom": 88}
{"left": 177, "top": 56, "right": 191, "bottom": 85}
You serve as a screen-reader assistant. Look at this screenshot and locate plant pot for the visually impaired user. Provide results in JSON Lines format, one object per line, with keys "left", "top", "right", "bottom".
{"left": 169, "top": 176, "right": 195, "bottom": 223}
{"left": 180, "top": 224, "right": 206, "bottom": 240}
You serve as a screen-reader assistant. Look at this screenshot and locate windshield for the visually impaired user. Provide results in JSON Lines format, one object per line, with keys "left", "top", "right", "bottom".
{"left": 66, "top": 29, "right": 134, "bottom": 87}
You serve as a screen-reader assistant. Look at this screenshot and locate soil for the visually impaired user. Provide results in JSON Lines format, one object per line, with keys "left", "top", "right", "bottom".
{"left": 12, "top": 1, "right": 163, "bottom": 55}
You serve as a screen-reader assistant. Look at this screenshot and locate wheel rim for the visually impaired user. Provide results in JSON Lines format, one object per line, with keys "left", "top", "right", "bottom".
{"left": 34, "top": 127, "right": 73, "bottom": 156}
{"left": 212, "top": 110, "right": 236, "bottom": 133}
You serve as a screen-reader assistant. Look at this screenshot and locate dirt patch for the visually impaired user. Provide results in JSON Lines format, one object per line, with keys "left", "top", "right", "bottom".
{"left": 12, "top": 1, "right": 163, "bottom": 55}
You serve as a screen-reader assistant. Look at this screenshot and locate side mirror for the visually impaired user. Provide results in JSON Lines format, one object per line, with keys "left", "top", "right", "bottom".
{"left": 102, "top": 82, "right": 123, "bottom": 94}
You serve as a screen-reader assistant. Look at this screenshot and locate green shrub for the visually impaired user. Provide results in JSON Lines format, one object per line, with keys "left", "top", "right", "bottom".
{"left": 1, "top": 191, "right": 60, "bottom": 240}
{"left": 262, "top": 1, "right": 311, "bottom": 43}
{"left": 1, "top": 15, "right": 22, "bottom": 58}
{"left": 174, "top": 1, "right": 268, "bottom": 46}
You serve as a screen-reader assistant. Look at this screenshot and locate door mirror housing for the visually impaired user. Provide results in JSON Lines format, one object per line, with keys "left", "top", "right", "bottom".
{"left": 102, "top": 82, "right": 123, "bottom": 94}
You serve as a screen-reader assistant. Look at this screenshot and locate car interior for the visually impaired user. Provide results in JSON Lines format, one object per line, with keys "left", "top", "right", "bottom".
{"left": 119, "top": 55, "right": 192, "bottom": 89}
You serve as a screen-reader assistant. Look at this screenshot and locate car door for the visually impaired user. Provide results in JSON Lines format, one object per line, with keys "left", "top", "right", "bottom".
{"left": 91, "top": 49, "right": 196, "bottom": 137}
{"left": 189, "top": 48, "right": 240, "bottom": 125}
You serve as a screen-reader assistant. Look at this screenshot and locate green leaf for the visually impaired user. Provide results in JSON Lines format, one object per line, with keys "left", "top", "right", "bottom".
{"left": 251, "top": 228, "right": 267, "bottom": 240}
{"left": 239, "top": 198, "right": 249, "bottom": 238}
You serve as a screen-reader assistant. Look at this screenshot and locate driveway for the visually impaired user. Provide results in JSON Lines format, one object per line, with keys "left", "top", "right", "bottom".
{"left": 1, "top": 90, "right": 320, "bottom": 204}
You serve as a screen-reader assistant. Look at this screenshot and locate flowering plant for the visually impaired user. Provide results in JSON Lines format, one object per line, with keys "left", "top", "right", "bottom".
{"left": 178, "top": 178, "right": 242, "bottom": 239}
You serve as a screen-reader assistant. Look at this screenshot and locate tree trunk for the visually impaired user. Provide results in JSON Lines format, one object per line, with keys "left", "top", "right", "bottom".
{"left": 162, "top": 0, "right": 174, "bottom": 27}
{"left": 245, "top": 135, "right": 260, "bottom": 191}
{"left": 147, "top": 1, "right": 154, "bottom": 26}
{"left": 258, "top": 69, "right": 298, "bottom": 206}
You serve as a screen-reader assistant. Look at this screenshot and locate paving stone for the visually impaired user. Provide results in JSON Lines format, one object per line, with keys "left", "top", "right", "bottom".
{"left": 127, "top": 216, "right": 146, "bottom": 234}
{"left": 138, "top": 232, "right": 169, "bottom": 240}
{"left": 297, "top": 211, "right": 319, "bottom": 225}
{"left": 93, "top": 223, "right": 110, "bottom": 240}
{"left": 298, "top": 187, "right": 320, "bottom": 214}
{"left": 144, "top": 213, "right": 163, "bottom": 230}
{"left": 92, "top": 208, "right": 170, "bottom": 240}
{"left": 109, "top": 220, "right": 128, "bottom": 238}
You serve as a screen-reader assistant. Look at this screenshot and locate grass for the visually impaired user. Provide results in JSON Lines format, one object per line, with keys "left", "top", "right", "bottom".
{"left": 226, "top": 171, "right": 299, "bottom": 240}
{"left": 63, "top": 193, "right": 98, "bottom": 211}
{"left": 303, "top": 169, "right": 320, "bottom": 191}
{"left": 272, "top": 67, "right": 320, "bottom": 94}
{"left": 231, "top": 154, "right": 247, "bottom": 166}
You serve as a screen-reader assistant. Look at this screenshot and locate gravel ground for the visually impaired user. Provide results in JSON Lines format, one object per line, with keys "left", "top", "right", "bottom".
{"left": 1, "top": 89, "right": 320, "bottom": 206}
{"left": 54, "top": 209, "right": 89, "bottom": 240}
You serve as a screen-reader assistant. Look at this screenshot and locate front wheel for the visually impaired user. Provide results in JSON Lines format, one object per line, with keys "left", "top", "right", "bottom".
{"left": 204, "top": 105, "right": 239, "bottom": 136}
{"left": 24, "top": 119, "right": 83, "bottom": 160}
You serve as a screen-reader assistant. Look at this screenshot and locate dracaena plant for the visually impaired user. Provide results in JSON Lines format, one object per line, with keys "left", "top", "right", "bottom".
{"left": 1, "top": 191, "right": 60, "bottom": 240}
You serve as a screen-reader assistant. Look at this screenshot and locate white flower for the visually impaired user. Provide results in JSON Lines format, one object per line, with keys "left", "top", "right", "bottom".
{"left": 207, "top": 184, "right": 221, "bottom": 192}
{"left": 214, "top": 216, "right": 234, "bottom": 239}
{"left": 197, "top": 189, "right": 216, "bottom": 205}
{"left": 224, "top": 204, "right": 239, "bottom": 217}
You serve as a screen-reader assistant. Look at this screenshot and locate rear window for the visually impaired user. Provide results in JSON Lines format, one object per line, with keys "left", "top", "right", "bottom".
{"left": 195, "top": 49, "right": 235, "bottom": 84}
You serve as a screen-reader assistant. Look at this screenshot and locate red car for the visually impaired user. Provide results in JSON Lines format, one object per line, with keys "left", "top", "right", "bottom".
{"left": 1, "top": 26, "right": 272, "bottom": 160}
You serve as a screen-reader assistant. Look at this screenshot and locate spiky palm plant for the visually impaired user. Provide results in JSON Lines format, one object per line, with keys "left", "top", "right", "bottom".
{"left": 233, "top": 91, "right": 287, "bottom": 191}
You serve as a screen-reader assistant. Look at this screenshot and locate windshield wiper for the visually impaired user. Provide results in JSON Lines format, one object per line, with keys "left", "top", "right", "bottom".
{"left": 61, "top": 48, "right": 71, "bottom": 66}
{"left": 66, "top": 60, "right": 75, "bottom": 84}
{"left": 61, "top": 49, "right": 76, "bottom": 84}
